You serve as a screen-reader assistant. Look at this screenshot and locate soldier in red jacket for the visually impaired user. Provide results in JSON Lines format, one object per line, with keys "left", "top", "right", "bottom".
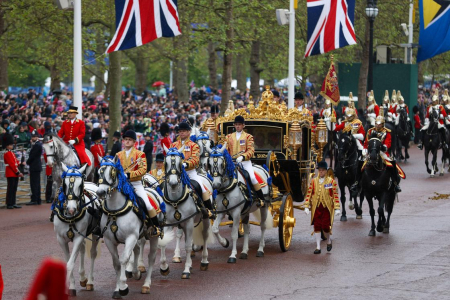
{"left": 90, "top": 128, "right": 105, "bottom": 184}
{"left": 3, "top": 133, "right": 22, "bottom": 209}
{"left": 57, "top": 106, "right": 91, "bottom": 166}
{"left": 43, "top": 153, "right": 53, "bottom": 203}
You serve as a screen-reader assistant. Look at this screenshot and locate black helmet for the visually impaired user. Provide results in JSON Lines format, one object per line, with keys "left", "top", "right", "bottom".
{"left": 317, "top": 161, "right": 328, "bottom": 170}
{"left": 113, "top": 131, "right": 121, "bottom": 138}
{"left": 234, "top": 116, "right": 245, "bottom": 124}
{"left": 178, "top": 122, "right": 191, "bottom": 131}
{"left": 91, "top": 128, "right": 102, "bottom": 141}
{"left": 123, "top": 130, "right": 137, "bottom": 140}
{"left": 155, "top": 153, "right": 165, "bottom": 162}
{"left": 211, "top": 105, "right": 220, "bottom": 114}
{"left": 294, "top": 92, "right": 304, "bottom": 100}
{"left": 31, "top": 130, "right": 40, "bottom": 138}
{"left": 272, "top": 90, "right": 280, "bottom": 97}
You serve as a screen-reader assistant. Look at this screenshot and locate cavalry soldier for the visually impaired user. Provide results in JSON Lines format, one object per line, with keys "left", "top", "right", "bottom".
{"left": 170, "top": 122, "right": 215, "bottom": 218}
{"left": 200, "top": 104, "right": 220, "bottom": 144}
{"left": 109, "top": 131, "right": 122, "bottom": 157}
{"left": 366, "top": 91, "right": 379, "bottom": 127}
{"left": 3, "top": 133, "right": 23, "bottom": 209}
{"left": 226, "top": 116, "right": 266, "bottom": 207}
{"left": 320, "top": 99, "right": 336, "bottom": 131}
{"left": 382, "top": 90, "right": 395, "bottom": 123}
{"left": 57, "top": 106, "right": 91, "bottom": 167}
{"left": 442, "top": 89, "right": 450, "bottom": 124}
{"left": 342, "top": 92, "right": 358, "bottom": 117}
{"left": 117, "top": 129, "right": 162, "bottom": 237}
{"left": 395, "top": 91, "right": 410, "bottom": 122}
{"left": 149, "top": 153, "right": 165, "bottom": 184}
{"left": 90, "top": 127, "right": 105, "bottom": 184}
{"left": 418, "top": 89, "right": 450, "bottom": 150}
{"left": 334, "top": 107, "right": 365, "bottom": 153}
{"left": 294, "top": 92, "right": 312, "bottom": 116}
{"left": 352, "top": 114, "right": 402, "bottom": 194}
{"left": 304, "top": 161, "right": 340, "bottom": 254}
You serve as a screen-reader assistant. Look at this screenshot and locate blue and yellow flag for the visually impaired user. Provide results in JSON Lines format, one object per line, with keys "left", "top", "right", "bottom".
{"left": 417, "top": 0, "right": 450, "bottom": 62}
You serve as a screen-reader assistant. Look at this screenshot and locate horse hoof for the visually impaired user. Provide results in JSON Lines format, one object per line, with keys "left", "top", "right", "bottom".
{"left": 112, "top": 291, "right": 122, "bottom": 299}
{"left": 340, "top": 215, "right": 347, "bottom": 222}
{"left": 356, "top": 215, "right": 363, "bottom": 220}
{"left": 141, "top": 286, "right": 151, "bottom": 294}
{"left": 440, "top": 172, "right": 444, "bottom": 176}
{"left": 86, "top": 284, "right": 94, "bottom": 291}
{"left": 138, "top": 266, "right": 147, "bottom": 273}
{"left": 369, "top": 230, "right": 376, "bottom": 236}
{"left": 349, "top": 203, "right": 354, "bottom": 210}
{"left": 239, "top": 253, "right": 248, "bottom": 260}
{"left": 68, "top": 289, "right": 76, "bottom": 296}
{"left": 383, "top": 227, "right": 390, "bottom": 234}
{"left": 172, "top": 257, "right": 182, "bottom": 263}
{"left": 376, "top": 225, "right": 384, "bottom": 233}
{"left": 223, "top": 238, "right": 230, "bottom": 248}
{"left": 430, "top": 175, "right": 435, "bottom": 178}
{"left": 133, "top": 271, "right": 142, "bottom": 281}
{"left": 355, "top": 208, "right": 362, "bottom": 216}
{"left": 256, "top": 251, "right": 264, "bottom": 257}
{"left": 125, "top": 271, "right": 133, "bottom": 279}
{"left": 181, "top": 272, "right": 191, "bottom": 279}
{"left": 119, "top": 287, "right": 129, "bottom": 296}
{"left": 80, "top": 278, "right": 88, "bottom": 287}
{"left": 200, "top": 263, "right": 209, "bottom": 271}
{"left": 160, "top": 267, "right": 170, "bottom": 276}
{"left": 227, "top": 257, "right": 237, "bottom": 264}
{"left": 190, "top": 250, "right": 196, "bottom": 258}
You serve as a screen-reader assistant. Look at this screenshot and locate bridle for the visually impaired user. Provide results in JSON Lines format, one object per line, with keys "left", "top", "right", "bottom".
{"left": 427, "top": 109, "right": 439, "bottom": 135}
{"left": 165, "top": 150, "right": 183, "bottom": 185}
{"left": 367, "top": 137, "right": 386, "bottom": 171}
{"left": 197, "top": 132, "right": 211, "bottom": 158}
{"left": 98, "top": 158, "right": 119, "bottom": 195}
{"left": 43, "top": 136, "right": 71, "bottom": 161}
{"left": 338, "top": 133, "right": 357, "bottom": 168}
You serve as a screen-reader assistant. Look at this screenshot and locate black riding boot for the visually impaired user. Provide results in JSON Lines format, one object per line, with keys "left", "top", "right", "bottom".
{"left": 439, "top": 128, "right": 448, "bottom": 150}
{"left": 350, "top": 159, "right": 364, "bottom": 197}
{"left": 202, "top": 199, "right": 216, "bottom": 220}
{"left": 390, "top": 160, "right": 402, "bottom": 193}
{"left": 418, "top": 130, "right": 424, "bottom": 150}
{"left": 255, "top": 189, "right": 265, "bottom": 207}
{"left": 147, "top": 216, "right": 163, "bottom": 238}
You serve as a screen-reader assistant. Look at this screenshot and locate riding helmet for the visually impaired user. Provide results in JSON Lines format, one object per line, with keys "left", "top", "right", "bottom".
{"left": 294, "top": 92, "right": 304, "bottom": 100}
{"left": 113, "top": 131, "right": 121, "bottom": 138}
{"left": 123, "top": 130, "right": 137, "bottom": 140}
{"left": 317, "top": 161, "right": 328, "bottom": 170}
{"left": 155, "top": 153, "right": 165, "bottom": 162}
{"left": 211, "top": 105, "right": 220, "bottom": 114}
{"left": 234, "top": 116, "right": 245, "bottom": 124}
{"left": 178, "top": 122, "right": 191, "bottom": 131}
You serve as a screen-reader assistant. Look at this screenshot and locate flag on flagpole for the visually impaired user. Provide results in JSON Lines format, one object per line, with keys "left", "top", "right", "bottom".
{"left": 417, "top": 0, "right": 450, "bottom": 62}
{"left": 320, "top": 57, "right": 340, "bottom": 106}
{"left": 106, "top": 0, "right": 182, "bottom": 54}
{"left": 305, "top": 0, "right": 356, "bottom": 57}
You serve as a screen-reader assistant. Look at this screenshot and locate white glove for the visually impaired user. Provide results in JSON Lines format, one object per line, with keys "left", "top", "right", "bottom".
{"left": 324, "top": 117, "right": 330, "bottom": 122}
{"left": 425, "top": 118, "right": 429, "bottom": 125}
{"left": 388, "top": 112, "right": 393, "bottom": 117}
{"left": 304, "top": 208, "right": 310, "bottom": 215}
{"left": 353, "top": 133, "right": 364, "bottom": 141}
{"left": 407, "top": 117, "right": 410, "bottom": 121}
{"left": 236, "top": 156, "right": 244, "bottom": 163}
{"left": 440, "top": 114, "right": 444, "bottom": 119}
{"left": 69, "top": 140, "right": 75, "bottom": 145}
{"left": 335, "top": 209, "right": 341, "bottom": 216}
{"left": 182, "top": 163, "right": 188, "bottom": 169}
{"left": 362, "top": 148, "right": 368, "bottom": 156}
{"left": 369, "top": 113, "right": 376, "bottom": 118}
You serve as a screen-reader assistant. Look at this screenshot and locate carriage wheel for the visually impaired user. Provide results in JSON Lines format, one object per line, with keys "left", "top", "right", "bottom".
{"left": 278, "top": 193, "right": 296, "bottom": 252}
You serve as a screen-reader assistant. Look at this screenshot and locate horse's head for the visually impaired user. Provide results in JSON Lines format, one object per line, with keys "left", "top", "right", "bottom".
{"left": 337, "top": 131, "right": 354, "bottom": 162}
{"left": 196, "top": 132, "right": 213, "bottom": 171}
{"left": 96, "top": 155, "right": 120, "bottom": 198}
{"left": 368, "top": 132, "right": 382, "bottom": 165}
{"left": 208, "top": 143, "right": 234, "bottom": 190}
{"left": 430, "top": 108, "right": 439, "bottom": 124}
{"left": 165, "top": 148, "right": 184, "bottom": 188}
{"left": 42, "top": 134, "right": 58, "bottom": 166}
{"left": 61, "top": 162, "right": 87, "bottom": 217}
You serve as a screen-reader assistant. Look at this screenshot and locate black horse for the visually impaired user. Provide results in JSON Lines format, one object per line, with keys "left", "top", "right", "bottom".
{"left": 423, "top": 108, "right": 440, "bottom": 176}
{"left": 335, "top": 132, "right": 364, "bottom": 221}
{"left": 361, "top": 132, "right": 396, "bottom": 236}
{"left": 382, "top": 106, "right": 397, "bottom": 158}
{"left": 395, "top": 107, "right": 412, "bottom": 162}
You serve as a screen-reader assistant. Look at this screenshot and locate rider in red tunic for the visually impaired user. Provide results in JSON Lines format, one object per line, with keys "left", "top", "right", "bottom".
{"left": 57, "top": 106, "right": 91, "bottom": 166}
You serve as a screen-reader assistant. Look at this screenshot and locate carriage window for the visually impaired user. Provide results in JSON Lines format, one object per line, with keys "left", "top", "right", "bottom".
{"left": 239, "top": 126, "right": 283, "bottom": 151}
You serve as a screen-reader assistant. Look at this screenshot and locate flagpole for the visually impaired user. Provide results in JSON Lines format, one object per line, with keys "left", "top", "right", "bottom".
{"left": 74, "top": 0, "right": 82, "bottom": 120}
{"left": 288, "top": 0, "right": 295, "bottom": 109}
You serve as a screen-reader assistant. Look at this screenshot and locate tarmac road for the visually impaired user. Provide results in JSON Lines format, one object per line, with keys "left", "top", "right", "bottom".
{"left": 1, "top": 146, "right": 450, "bottom": 300}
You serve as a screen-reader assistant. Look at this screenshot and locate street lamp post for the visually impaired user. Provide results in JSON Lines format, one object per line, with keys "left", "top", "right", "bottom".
{"left": 365, "top": 0, "right": 378, "bottom": 93}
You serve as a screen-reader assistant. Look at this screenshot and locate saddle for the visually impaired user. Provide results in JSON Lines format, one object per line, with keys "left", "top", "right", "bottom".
{"left": 238, "top": 168, "right": 266, "bottom": 189}
{"left": 69, "top": 144, "right": 83, "bottom": 166}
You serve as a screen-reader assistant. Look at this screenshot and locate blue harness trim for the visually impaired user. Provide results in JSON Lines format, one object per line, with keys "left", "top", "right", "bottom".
{"left": 210, "top": 148, "right": 236, "bottom": 179}
{"left": 166, "top": 148, "right": 191, "bottom": 187}
{"left": 197, "top": 132, "right": 210, "bottom": 140}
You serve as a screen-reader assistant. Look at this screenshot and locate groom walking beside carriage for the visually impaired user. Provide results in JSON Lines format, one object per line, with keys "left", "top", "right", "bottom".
{"left": 57, "top": 106, "right": 91, "bottom": 166}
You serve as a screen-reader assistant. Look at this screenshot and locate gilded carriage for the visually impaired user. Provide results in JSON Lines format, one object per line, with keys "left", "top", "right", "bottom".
{"left": 214, "top": 87, "right": 327, "bottom": 251}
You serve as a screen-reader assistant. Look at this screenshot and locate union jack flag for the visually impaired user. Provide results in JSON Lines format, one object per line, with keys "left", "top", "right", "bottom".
{"left": 106, "top": 0, "right": 181, "bottom": 53}
{"left": 305, "top": 0, "right": 356, "bottom": 58}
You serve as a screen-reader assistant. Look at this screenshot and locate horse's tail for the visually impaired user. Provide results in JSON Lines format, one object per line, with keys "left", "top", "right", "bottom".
{"left": 158, "top": 228, "right": 174, "bottom": 248}
{"left": 193, "top": 220, "right": 215, "bottom": 245}
{"left": 85, "top": 234, "right": 102, "bottom": 259}
{"left": 252, "top": 209, "right": 274, "bottom": 230}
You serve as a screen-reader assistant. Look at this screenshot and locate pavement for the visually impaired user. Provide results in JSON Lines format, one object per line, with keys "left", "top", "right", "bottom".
{"left": 1, "top": 145, "right": 450, "bottom": 300}
{"left": 0, "top": 175, "right": 47, "bottom": 209}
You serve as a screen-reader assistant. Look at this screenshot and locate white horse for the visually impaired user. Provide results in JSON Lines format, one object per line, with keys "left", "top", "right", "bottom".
{"left": 96, "top": 156, "right": 172, "bottom": 297}
{"left": 161, "top": 148, "right": 213, "bottom": 278}
{"left": 208, "top": 145, "right": 273, "bottom": 262}
{"left": 193, "top": 131, "right": 214, "bottom": 173}
{"left": 53, "top": 163, "right": 101, "bottom": 296}
{"left": 42, "top": 133, "right": 94, "bottom": 198}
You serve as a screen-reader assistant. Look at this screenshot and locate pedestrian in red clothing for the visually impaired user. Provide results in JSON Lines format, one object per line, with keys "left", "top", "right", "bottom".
{"left": 413, "top": 106, "right": 422, "bottom": 145}
{"left": 3, "top": 133, "right": 23, "bottom": 209}
{"left": 90, "top": 128, "right": 105, "bottom": 184}
{"left": 43, "top": 153, "right": 53, "bottom": 203}
{"left": 159, "top": 122, "right": 171, "bottom": 156}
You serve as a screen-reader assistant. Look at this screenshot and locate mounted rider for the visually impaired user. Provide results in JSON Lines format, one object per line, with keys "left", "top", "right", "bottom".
{"left": 200, "top": 104, "right": 220, "bottom": 145}
{"left": 334, "top": 104, "right": 365, "bottom": 154}
{"left": 352, "top": 112, "right": 402, "bottom": 194}
{"left": 366, "top": 91, "right": 379, "bottom": 127}
{"left": 418, "top": 89, "right": 450, "bottom": 150}
{"left": 342, "top": 92, "right": 358, "bottom": 117}
{"left": 320, "top": 99, "right": 337, "bottom": 131}
{"left": 382, "top": 90, "right": 394, "bottom": 123}
{"left": 149, "top": 153, "right": 165, "bottom": 183}
{"left": 394, "top": 91, "right": 410, "bottom": 125}
{"left": 170, "top": 122, "right": 215, "bottom": 219}
{"left": 57, "top": 106, "right": 91, "bottom": 167}
{"left": 116, "top": 129, "right": 162, "bottom": 237}
{"left": 226, "top": 115, "right": 266, "bottom": 208}
{"left": 442, "top": 89, "right": 450, "bottom": 125}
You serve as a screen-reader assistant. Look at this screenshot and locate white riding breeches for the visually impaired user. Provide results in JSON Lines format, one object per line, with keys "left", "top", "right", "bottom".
{"left": 131, "top": 181, "right": 153, "bottom": 211}
{"left": 421, "top": 122, "right": 445, "bottom": 130}
{"left": 380, "top": 151, "right": 392, "bottom": 162}
{"left": 186, "top": 169, "right": 207, "bottom": 193}
{"left": 241, "top": 160, "right": 259, "bottom": 185}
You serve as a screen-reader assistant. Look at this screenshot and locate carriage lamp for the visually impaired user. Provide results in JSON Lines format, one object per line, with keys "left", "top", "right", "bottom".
{"left": 289, "top": 122, "right": 302, "bottom": 160}
{"left": 316, "top": 118, "right": 328, "bottom": 162}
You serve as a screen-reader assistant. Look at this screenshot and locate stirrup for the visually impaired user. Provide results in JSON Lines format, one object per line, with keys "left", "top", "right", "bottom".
{"left": 394, "top": 185, "right": 402, "bottom": 193}
{"left": 256, "top": 199, "right": 265, "bottom": 208}
{"left": 148, "top": 226, "right": 163, "bottom": 238}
